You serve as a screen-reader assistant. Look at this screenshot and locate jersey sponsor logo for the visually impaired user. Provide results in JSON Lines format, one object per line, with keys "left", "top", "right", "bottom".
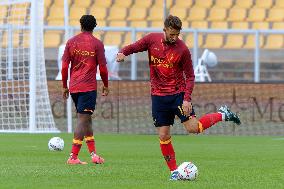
{"left": 150, "top": 55, "right": 174, "bottom": 68}
{"left": 73, "top": 49, "right": 96, "bottom": 57}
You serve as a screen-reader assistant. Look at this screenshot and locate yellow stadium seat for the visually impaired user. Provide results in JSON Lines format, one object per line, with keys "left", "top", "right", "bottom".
{"left": 272, "top": 22, "right": 284, "bottom": 29}
{"left": 108, "top": 7, "right": 128, "bottom": 21}
{"left": 108, "top": 21, "right": 128, "bottom": 27}
{"left": 72, "top": 0, "right": 93, "bottom": 8}
{"left": 96, "top": 20, "right": 107, "bottom": 27}
{"left": 148, "top": 6, "right": 163, "bottom": 21}
{"left": 246, "top": 8, "right": 266, "bottom": 22}
{"left": 264, "top": 35, "right": 284, "bottom": 49}
{"left": 69, "top": 6, "right": 87, "bottom": 26}
{"left": 234, "top": 0, "right": 254, "bottom": 8}
{"left": 210, "top": 21, "right": 228, "bottom": 29}
{"left": 92, "top": 0, "right": 113, "bottom": 8}
{"left": 214, "top": 0, "right": 234, "bottom": 8}
{"left": 129, "top": 21, "right": 148, "bottom": 28}
{"left": 103, "top": 32, "right": 124, "bottom": 46}
{"left": 122, "top": 32, "right": 144, "bottom": 47}
{"left": 223, "top": 34, "right": 244, "bottom": 49}
{"left": 53, "top": 0, "right": 71, "bottom": 7}
{"left": 266, "top": 8, "right": 284, "bottom": 22}
{"left": 174, "top": 0, "right": 193, "bottom": 8}
{"left": 113, "top": 0, "right": 133, "bottom": 8}
{"left": 92, "top": 30, "right": 105, "bottom": 41}
{"left": 207, "top": 7, "right": 227, "bottom": 21}
{"left": 251, "top": 22, "right": 269, "bottom": 29}
{"left": 231, "top": 22, "right": 249, "bottom": 29}
{"left": 153, "top": 0, "right": 173, "bottom": 8}
{"left": 243, "top": 35, "right": 264, "bottom": 49}
{"left": 194, "top": 0, "right": 214, "bottom": 8}
{"left": 44, "top": 0, "right": 53, "bottom": 8}
{"left": 227, "top": 7, "right": 247, "bottom": 21}
{"left": 187, "top": 7, "right": 207, "bottom": 21}
{"left": 203, "top": 34, "right": 224, "bottom": 48}
{"left": 150, "top": 20, "right": 164, "bottom": 28}
{"left": 181, "top": 21, "right": 190, "bottom": 28}
{"left": 0, "top": 6, "right": 8, "bottom": 24}
{"left": 127, "top": 7, "right": 147, "bottom": 21}
{"left": 254, "top": 0, "right": 273, "bottom": 8}
{"left": 2, "top": 31, "right": 21, "bottom": 48}
{"left": 47, "top": 5, "right": 64, "bottom": 25}
{"left": 44, "top": 31, "right": 62, "bottom": 48}
{"left": 190, "top": 21, "right": 208, "bottom": 29}
{"left": 169, "top": 7, "right": 188, "bottom": 21}
{"left": 89, "top": 6, "right": 108, "bottom": 20}
{"left": 132, "top": 0, "right": 153, "bottom": 8}
{"left": 185, "top": 33, "right": 204, "bottom": 48}
{"left": 274, "top": 0, "right": 284, "bottom": 8}
{"left": 8, "top": 3, "right": 29, "bottom": 25}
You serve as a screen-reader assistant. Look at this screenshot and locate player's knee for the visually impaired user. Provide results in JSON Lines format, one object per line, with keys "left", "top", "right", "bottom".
{"left": 159, "top": 133, "right": 171, "bottom": 141}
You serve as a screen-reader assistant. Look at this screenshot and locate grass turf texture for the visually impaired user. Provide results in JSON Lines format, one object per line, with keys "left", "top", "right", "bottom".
{"left": 0, "top": 134, "right": 283, "bottom": 189}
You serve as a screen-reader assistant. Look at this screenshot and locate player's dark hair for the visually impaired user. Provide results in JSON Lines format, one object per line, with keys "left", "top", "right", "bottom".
{"left": 80, "top": 15, "right": 97, "bottom": 32}
{"left": 164, "top": 15, "right": 182, "bottom": 30}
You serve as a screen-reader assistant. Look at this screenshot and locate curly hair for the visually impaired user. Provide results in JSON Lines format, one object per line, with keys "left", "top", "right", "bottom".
{"left": 80, "top": 15, "right": 97, "bottom": 32}
{"left": 164, "top": 15, "right": 182, "bottom": 30}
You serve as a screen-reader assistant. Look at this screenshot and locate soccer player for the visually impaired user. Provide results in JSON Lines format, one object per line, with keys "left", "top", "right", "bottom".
{"left": 116, "top": 15, "right": 241, "bottom": 180}
{"left": 62, "top": 15, "right": 109, "bottom": 165}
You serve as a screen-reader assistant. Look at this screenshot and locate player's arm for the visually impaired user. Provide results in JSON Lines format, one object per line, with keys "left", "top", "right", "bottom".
{"left": 116, "top": 34, "right": 150, "bottom": 62}
{"left": 61, "top": 41, "right": 71, "bottom": 100}
{"left": 97, "top": 42, "right": 109, "bottom": 96}
{"left": 181, "top": 49, "right": 195, "bottom": 116}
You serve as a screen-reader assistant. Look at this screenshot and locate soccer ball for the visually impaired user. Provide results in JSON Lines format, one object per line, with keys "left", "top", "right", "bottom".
{"left": 177, "top": 162, "right": 198, "bottom": 181}
{"left": 48, "top": 137, "right": 64, "bottom": 151}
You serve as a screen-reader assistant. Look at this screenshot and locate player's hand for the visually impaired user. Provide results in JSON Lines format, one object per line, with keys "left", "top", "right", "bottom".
{"left": 102, "top": 86, "right": 109, "bottom": 96}
{"left": 116, "top": 53, "right": 125, "bottom": 62}
{"left": 182, "top": 100, "right": 192, "bottom": 116}
{"left": 62, "top": 88, "right": 69, "bottom": 100}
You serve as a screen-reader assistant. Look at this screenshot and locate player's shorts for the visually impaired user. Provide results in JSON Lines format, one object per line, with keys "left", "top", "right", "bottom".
{"left": 151, "top": 92, "right": 196, "bottom": 127}
{"left": 71, "top": 90, "right": 97, "bottom": 115}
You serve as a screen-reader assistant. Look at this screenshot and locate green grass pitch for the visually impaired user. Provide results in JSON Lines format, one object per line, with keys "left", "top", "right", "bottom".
{"left": 0, "top": 133, "right": 283, "bottom": 189}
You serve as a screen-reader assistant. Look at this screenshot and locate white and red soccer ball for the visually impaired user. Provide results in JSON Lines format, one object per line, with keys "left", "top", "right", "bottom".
{"left": 48, "top": 137, "right": 64, "bottom": 151}
{"left": 177, "top": 162, "right": 198, "bottom": 181}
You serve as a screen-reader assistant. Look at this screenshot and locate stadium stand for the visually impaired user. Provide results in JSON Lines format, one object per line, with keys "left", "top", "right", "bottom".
{"left": 39, "top": 0, "right": 284, "bottom": 81}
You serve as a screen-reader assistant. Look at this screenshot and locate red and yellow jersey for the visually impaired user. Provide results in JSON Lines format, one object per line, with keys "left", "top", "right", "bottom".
{"left": 120, "top": 33, "right": 195, "bottom": 101}
{"left": 62, "top": 32, "right": 108, "bottom": 93}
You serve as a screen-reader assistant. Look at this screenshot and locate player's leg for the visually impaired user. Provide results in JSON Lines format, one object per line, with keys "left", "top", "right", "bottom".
{"left": 152, "top": 95, "right": 179, "bottom": 180}
{"left": 179, "top": 105, "right": 241, "bottom": 134}
{"left": 67, "top": 113, "right": 88, "bottom": 164}
{"left": 66, "top": 93, "right": 87, "bottom": 164}
{"left": 75, "top": 90, "right": 104, "bottom": 164}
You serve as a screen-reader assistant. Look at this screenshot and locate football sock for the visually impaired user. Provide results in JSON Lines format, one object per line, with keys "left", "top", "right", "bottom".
{"left": 85, "top": 135, "right": 96, "bottom": 154}
{"left": 159, "top": 137, "right": 177, "bottom": 171}
{"left": 198, "top": 113, "right": 222, "bottom": 133}
{"left": 70, "top": 139, "right": 83, "bottom": 159}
